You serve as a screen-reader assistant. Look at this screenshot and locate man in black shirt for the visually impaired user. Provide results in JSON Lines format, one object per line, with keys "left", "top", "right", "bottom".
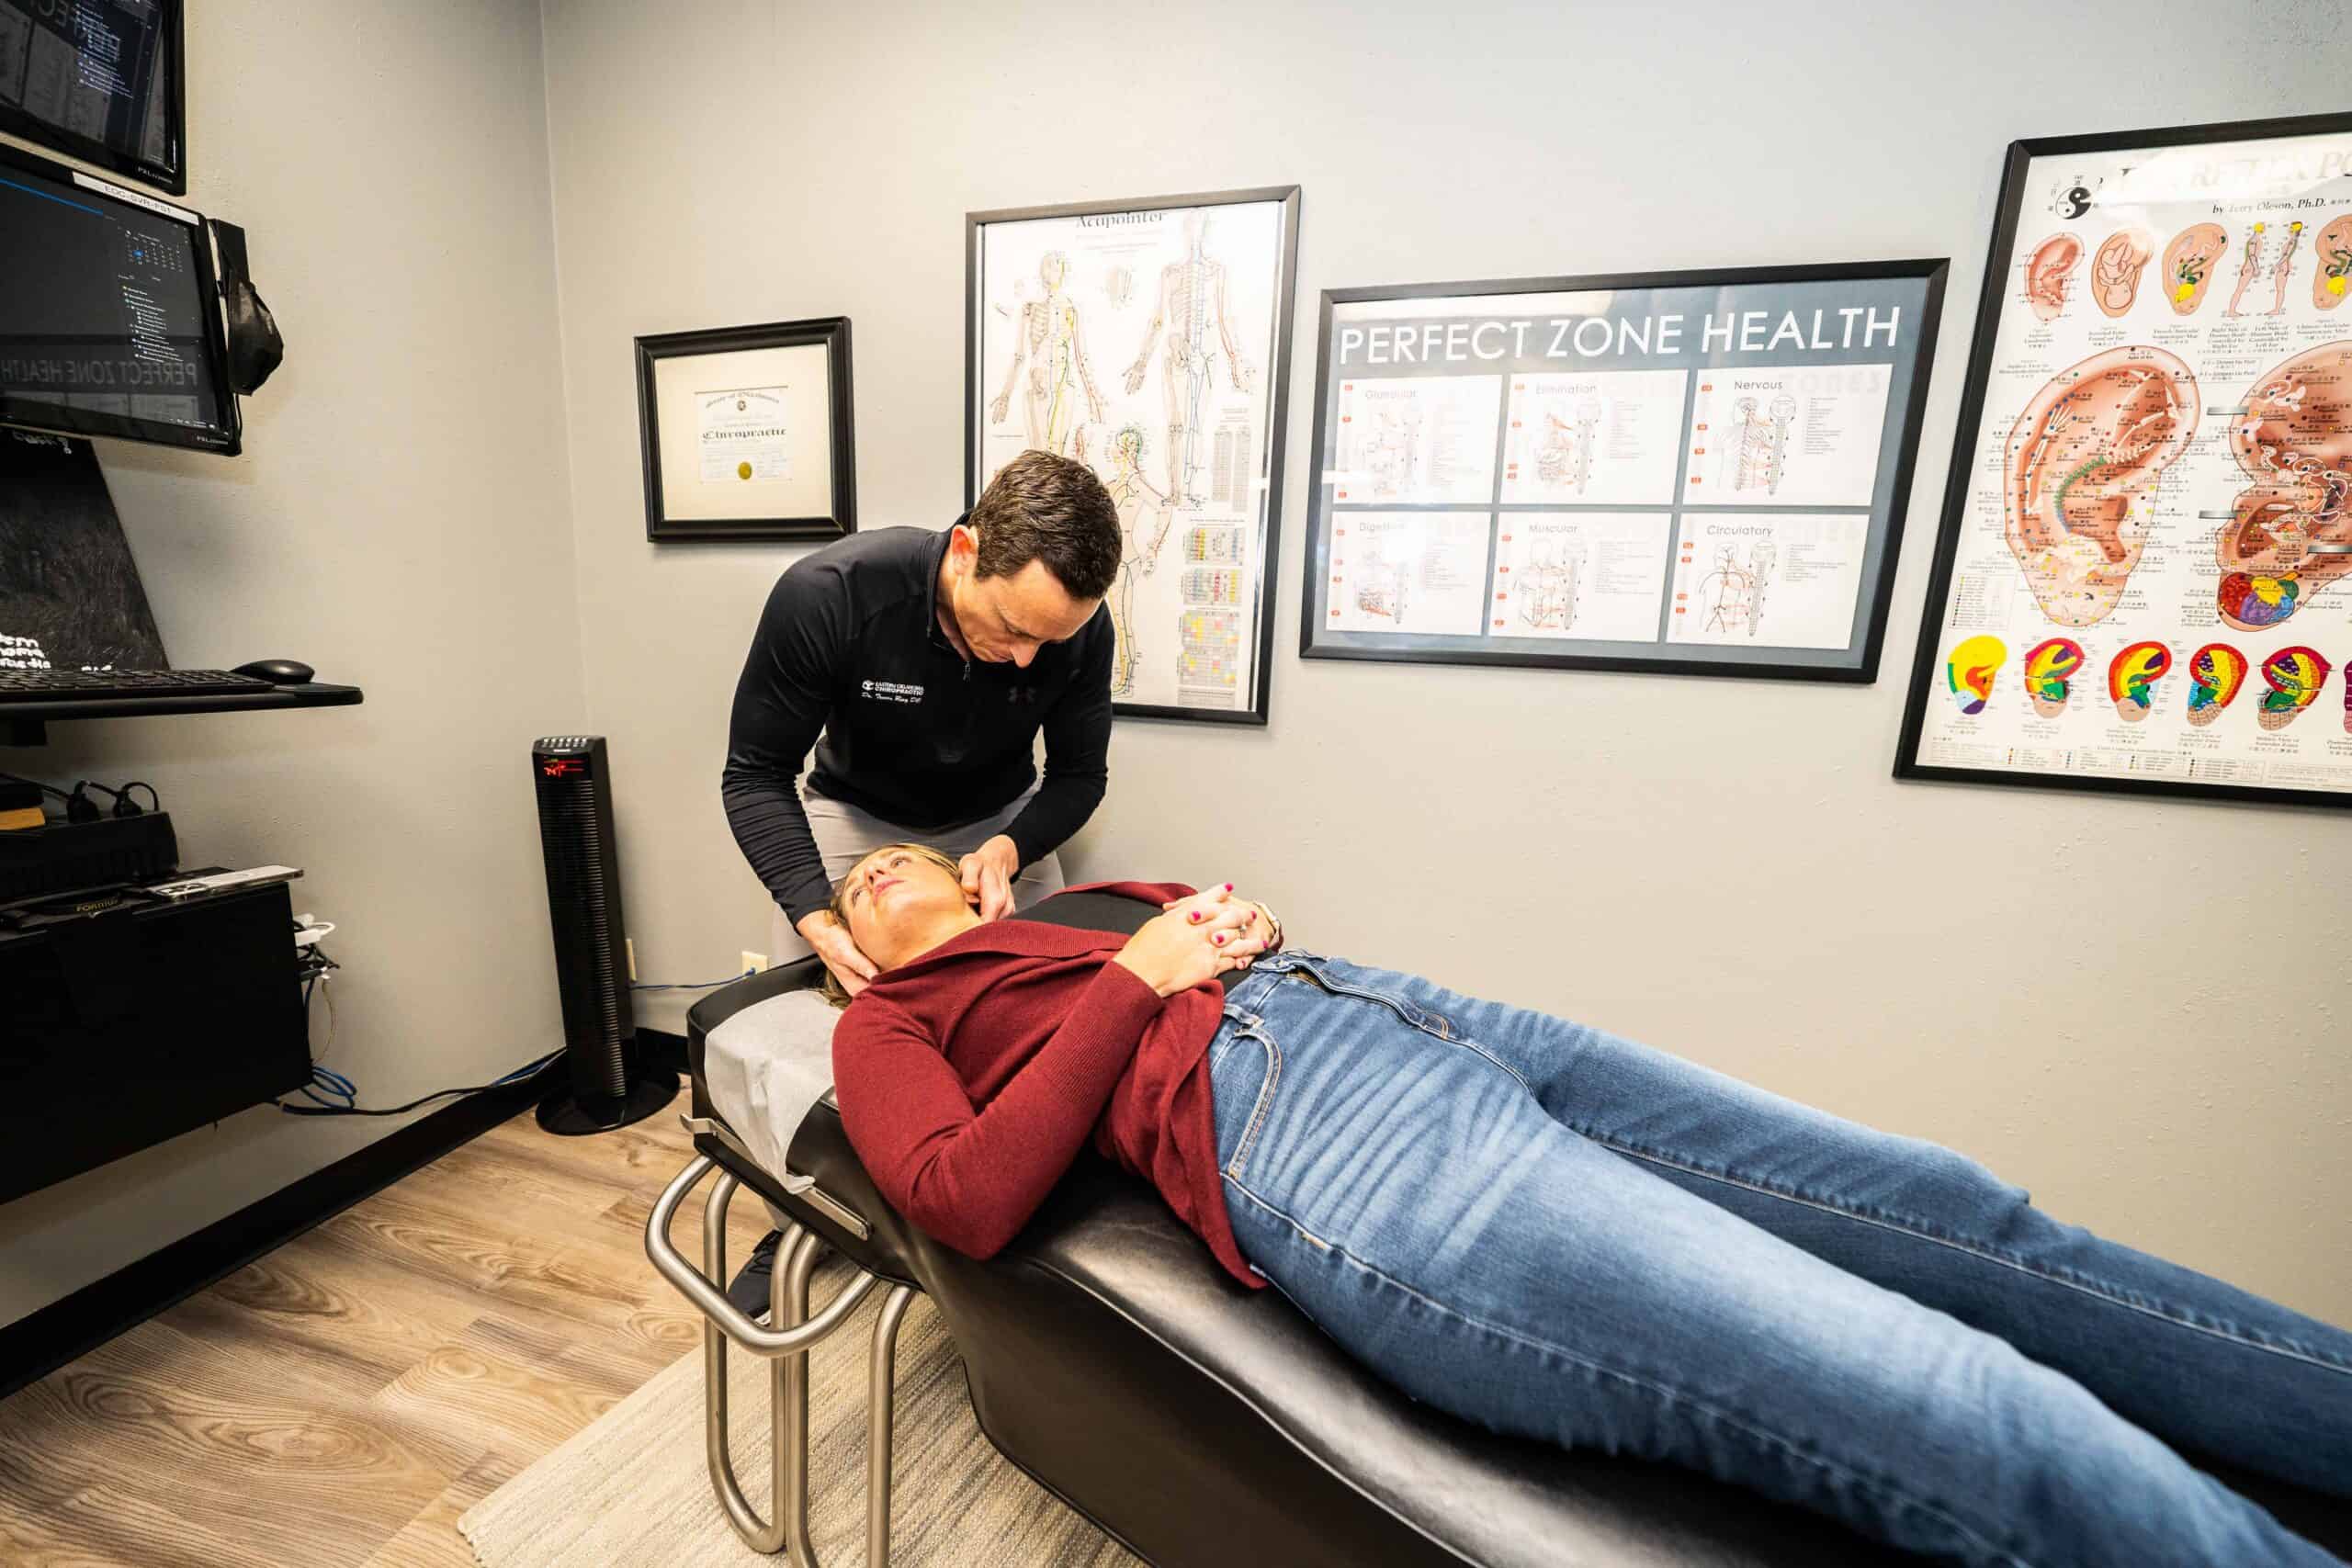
{"left": 722, "top": 450, "right": 1122, "bottom": 997}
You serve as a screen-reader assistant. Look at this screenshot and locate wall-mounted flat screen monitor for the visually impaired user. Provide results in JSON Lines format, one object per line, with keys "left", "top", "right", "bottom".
{"left": 0, "top": 138, "right": 238, "bottom": 456}
{"left": 0, "top": 0, "right": 185, "bottom": 193}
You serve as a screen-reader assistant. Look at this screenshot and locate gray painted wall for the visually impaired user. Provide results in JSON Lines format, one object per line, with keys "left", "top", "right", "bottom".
{"left": 541, "top": 0, "right": 2351, "bottom": 1320}
{"left": 3, "top": 0, "right": 2338, "bottom": 1337}
{"left": 0, "top": 0, "right": 581, "bottom": 1327}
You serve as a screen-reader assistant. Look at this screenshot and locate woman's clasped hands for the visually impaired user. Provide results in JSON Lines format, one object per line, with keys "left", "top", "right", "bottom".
{"left": 1112, "top": 884, "right": 1277, "bottom": 997}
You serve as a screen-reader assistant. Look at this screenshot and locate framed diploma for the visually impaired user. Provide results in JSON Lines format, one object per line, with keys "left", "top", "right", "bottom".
{"left": 1299, "top": 260, "right": 1947, "bottom": 680}
{"left": 967, "top": 186, "right": 1301, "bottom": 725}
{"left": 1897, "top": 112, "right": 2352, "bottom": 809}
{"left": 634, "top": 317, "right": 855, "bottom": 543}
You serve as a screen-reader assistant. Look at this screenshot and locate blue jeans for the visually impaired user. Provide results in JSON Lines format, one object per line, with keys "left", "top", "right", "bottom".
{"left": 1209, "top": 953, "right": 2352, "bottom": 1568}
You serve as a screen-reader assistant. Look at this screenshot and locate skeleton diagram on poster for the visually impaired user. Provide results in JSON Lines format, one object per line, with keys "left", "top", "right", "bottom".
{"left": 972, "top": 193, "right": 1293, "bottom": 719}
{"left": 1903, "top": 119, "right": 2352, "bottom": 805}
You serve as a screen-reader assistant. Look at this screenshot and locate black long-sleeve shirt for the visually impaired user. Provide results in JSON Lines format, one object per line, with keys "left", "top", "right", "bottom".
{"left": 721, "top": 524, "right": 1114, "bottom": 928}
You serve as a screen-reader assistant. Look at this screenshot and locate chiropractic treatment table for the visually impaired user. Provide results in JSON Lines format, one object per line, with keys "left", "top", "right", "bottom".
{"left": 647, "top": 889, "right": 2352, "bottom": 1566}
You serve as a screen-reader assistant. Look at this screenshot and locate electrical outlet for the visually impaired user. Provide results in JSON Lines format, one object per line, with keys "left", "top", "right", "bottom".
{"left": 741, "top": 950, "right": 772, "bottom": 976}
{"left": 626, "top": 938, "right": 637, "bottom": 982}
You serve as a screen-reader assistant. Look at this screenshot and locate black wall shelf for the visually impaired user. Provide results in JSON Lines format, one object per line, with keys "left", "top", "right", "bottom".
{"left": 0, "top": 683, "right": 363, "bottom": 746}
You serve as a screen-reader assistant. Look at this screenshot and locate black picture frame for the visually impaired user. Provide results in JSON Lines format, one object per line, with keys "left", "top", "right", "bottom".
{"left": 1299, "top": 258, "right": 1948, "bottom": 682}
{"left": 634, "top": 317, "right": 856, "bottom": 544}
{"left": 966, "top": 185, "right": 1302, "bottom": 726}
{"left": 0, "top": 0, "right": 186, "bottom": 194}
{"left": 1894, "top": 111, "right": 2352, "bottom": 813}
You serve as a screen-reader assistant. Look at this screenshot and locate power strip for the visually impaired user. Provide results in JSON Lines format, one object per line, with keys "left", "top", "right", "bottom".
{"left": 147, "top": 864, "right": 302, "bottom": 901}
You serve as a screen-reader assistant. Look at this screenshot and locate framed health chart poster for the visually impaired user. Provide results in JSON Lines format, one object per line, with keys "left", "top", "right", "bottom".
{"left": 1897, "top": 113, "right": 2352, "bottom": 810}
{"left": 1299, "top": 260, "right": 1948, "bottom": 681}
{"left": 967, "top": 186, "right": 1301, "bottom": 725}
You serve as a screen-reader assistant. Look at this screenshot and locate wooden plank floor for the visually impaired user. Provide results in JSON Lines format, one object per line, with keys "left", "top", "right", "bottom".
{"left": 0, "top": 1100, "right": 770, "bottom": 1567}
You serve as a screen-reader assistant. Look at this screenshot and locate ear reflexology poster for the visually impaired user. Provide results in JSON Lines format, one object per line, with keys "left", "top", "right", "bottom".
{"left": 1901, "top": 117, "right": 2352, "bottom": 807}
{"left": 967, "top": 189, "right": 1296, "bottom": 725}
{"left": 1300, "top": 262, "right": 1946, "bottom": 679}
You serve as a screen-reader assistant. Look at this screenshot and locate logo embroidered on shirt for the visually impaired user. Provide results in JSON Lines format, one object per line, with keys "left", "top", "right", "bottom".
{"left": 861, "top": 679, "right": 924, "bottom": 705}
{"left": 1007, "top": 686, "right": 1038, "bottom": 705}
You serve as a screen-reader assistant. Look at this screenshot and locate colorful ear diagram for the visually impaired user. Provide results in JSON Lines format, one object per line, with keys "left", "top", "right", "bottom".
{"left": 2316, "top": 214, "right": 2352, "bottom": 311}
{"left": 1946, "top": 635, "right": 2006, "bottom": 716}
{"left": 2108, "top": 641, "right": 2172, "bottom": 722}
{"left": 2091, "top": 228, "right": 2154, "bottom": 318}
{"left": 2162, "top": 222, "right": 2227, "bottom": 315}
{"left": 2214, "top": 342, "right": 2352, "bottom": 632}
{"left": 2021, "top": 637, "right": 2086, "bottom": 717}
{"left": 2185, "top": 643, "right": 2249, "bottom": 728}
{"left": 2024, "top": 233, "right": 2084, "bottom": 323}
{"left": 2004, "top": 346, "right": 2199, "bottom": 627}
{"left": 2256, "top": 647, "right": 2332, "bottom": 732}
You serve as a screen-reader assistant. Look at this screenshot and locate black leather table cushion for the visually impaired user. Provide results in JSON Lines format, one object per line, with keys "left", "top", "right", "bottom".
{"left": 684, "top": 894, "right": 2352, "bottom": 1567}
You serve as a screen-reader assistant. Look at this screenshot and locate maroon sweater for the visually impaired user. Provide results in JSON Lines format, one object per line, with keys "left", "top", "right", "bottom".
{"left": 830, "top": 881, "right": 1262, "bottom": 1289}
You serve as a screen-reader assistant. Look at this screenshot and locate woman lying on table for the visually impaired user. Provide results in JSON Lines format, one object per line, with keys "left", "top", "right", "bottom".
{"left": 815, "top": 843, "right": 2351, "bottom": 1568}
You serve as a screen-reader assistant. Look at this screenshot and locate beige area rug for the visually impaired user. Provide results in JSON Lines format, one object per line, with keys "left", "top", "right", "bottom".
{"left": 459, "top": 1255, "right": 1144, "bottom": 1567}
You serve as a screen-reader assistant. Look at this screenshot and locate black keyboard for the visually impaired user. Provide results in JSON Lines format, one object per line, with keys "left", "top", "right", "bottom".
{"left": 0, "top": 668, "right": 278, "bottom": 700}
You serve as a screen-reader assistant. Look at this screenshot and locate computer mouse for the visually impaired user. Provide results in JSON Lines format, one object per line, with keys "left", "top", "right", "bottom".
{"left": 232, "top": 658, "right": 315, "bottom": 684}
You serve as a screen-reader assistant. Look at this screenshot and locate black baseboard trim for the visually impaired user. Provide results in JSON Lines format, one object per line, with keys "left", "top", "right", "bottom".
{"left": 0, "top": 1073, "right": 545, "bottom": 1404}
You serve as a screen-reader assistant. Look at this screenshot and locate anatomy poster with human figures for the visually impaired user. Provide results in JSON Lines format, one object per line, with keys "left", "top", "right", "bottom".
{"left": 967, "top": 186, "right": 1298, "bottom": 724}
{"left": 1301, "top": 261, "right": 1948, "bottom": 679}
{"left": 1898, "top": 115, "right": 2352, "bottom": 809}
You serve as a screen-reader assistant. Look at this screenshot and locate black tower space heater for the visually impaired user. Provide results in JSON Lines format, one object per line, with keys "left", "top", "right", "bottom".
{"left": 530, "top": 734, "right": 674, "bottom": 1134}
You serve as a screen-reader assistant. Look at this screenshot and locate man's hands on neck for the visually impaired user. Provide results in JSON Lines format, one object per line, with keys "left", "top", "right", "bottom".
{"left": 797, "top": 894, "right": 991, "bottom": 1001}
{"left": 797, "top": 909, "right": 877, "bottom": 998}
{"left": 959, "top": 835, "right": 1022, "bottom": 921}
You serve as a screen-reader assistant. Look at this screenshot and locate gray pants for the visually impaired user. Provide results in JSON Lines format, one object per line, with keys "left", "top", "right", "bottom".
{"left": 764, "top": 783, "right": 1069, "bottom": 964}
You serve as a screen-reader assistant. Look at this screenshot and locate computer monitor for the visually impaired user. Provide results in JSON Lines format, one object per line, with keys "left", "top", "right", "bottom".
{"left": 0, "top": 137, "right": 238, "bottom": 456}
{"left": 0, "top": 0, "right": 185, "bottom": 194}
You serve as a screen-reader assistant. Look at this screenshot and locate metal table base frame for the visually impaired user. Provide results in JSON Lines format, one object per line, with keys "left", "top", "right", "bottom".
{"left": 646, "top": 1152, "right": 916, "bottom": 1563}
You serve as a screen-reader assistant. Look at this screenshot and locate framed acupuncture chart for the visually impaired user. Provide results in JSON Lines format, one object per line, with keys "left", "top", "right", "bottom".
{"left": 967, "top": 186, "right": 1301, "bottom": 725}
{"left": 1299, "top": 260, "right": 1949, "bottom": 681}
{"left": 1897, "top": 112, "right": 2352, "bottom": 809}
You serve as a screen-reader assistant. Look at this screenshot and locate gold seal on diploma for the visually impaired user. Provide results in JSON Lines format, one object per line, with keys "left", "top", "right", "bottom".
{"left": 738, "top": 460, "right": 753, "bottom": 480}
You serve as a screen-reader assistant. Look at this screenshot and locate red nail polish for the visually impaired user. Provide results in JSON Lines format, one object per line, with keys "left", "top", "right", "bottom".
{"left": 1223, "top": 882, "right": 1234, "bottom": 892}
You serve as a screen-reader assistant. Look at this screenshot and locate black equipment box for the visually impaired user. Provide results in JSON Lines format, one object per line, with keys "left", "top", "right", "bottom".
{"left": 0, "top": 879, "right": 305, "bottom": 1205}
{"left": 0, "top": 812, "right": 180, "bottom": 902}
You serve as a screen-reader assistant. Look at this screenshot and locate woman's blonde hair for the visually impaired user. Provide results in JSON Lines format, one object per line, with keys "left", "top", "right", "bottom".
{"left": 813, "top": 842, "right": 965, "bottom": 1009}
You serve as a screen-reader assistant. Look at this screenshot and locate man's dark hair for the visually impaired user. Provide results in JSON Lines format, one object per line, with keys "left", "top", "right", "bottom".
{"left": 967, "top": 450, "right": 1121, "bottom": 602}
